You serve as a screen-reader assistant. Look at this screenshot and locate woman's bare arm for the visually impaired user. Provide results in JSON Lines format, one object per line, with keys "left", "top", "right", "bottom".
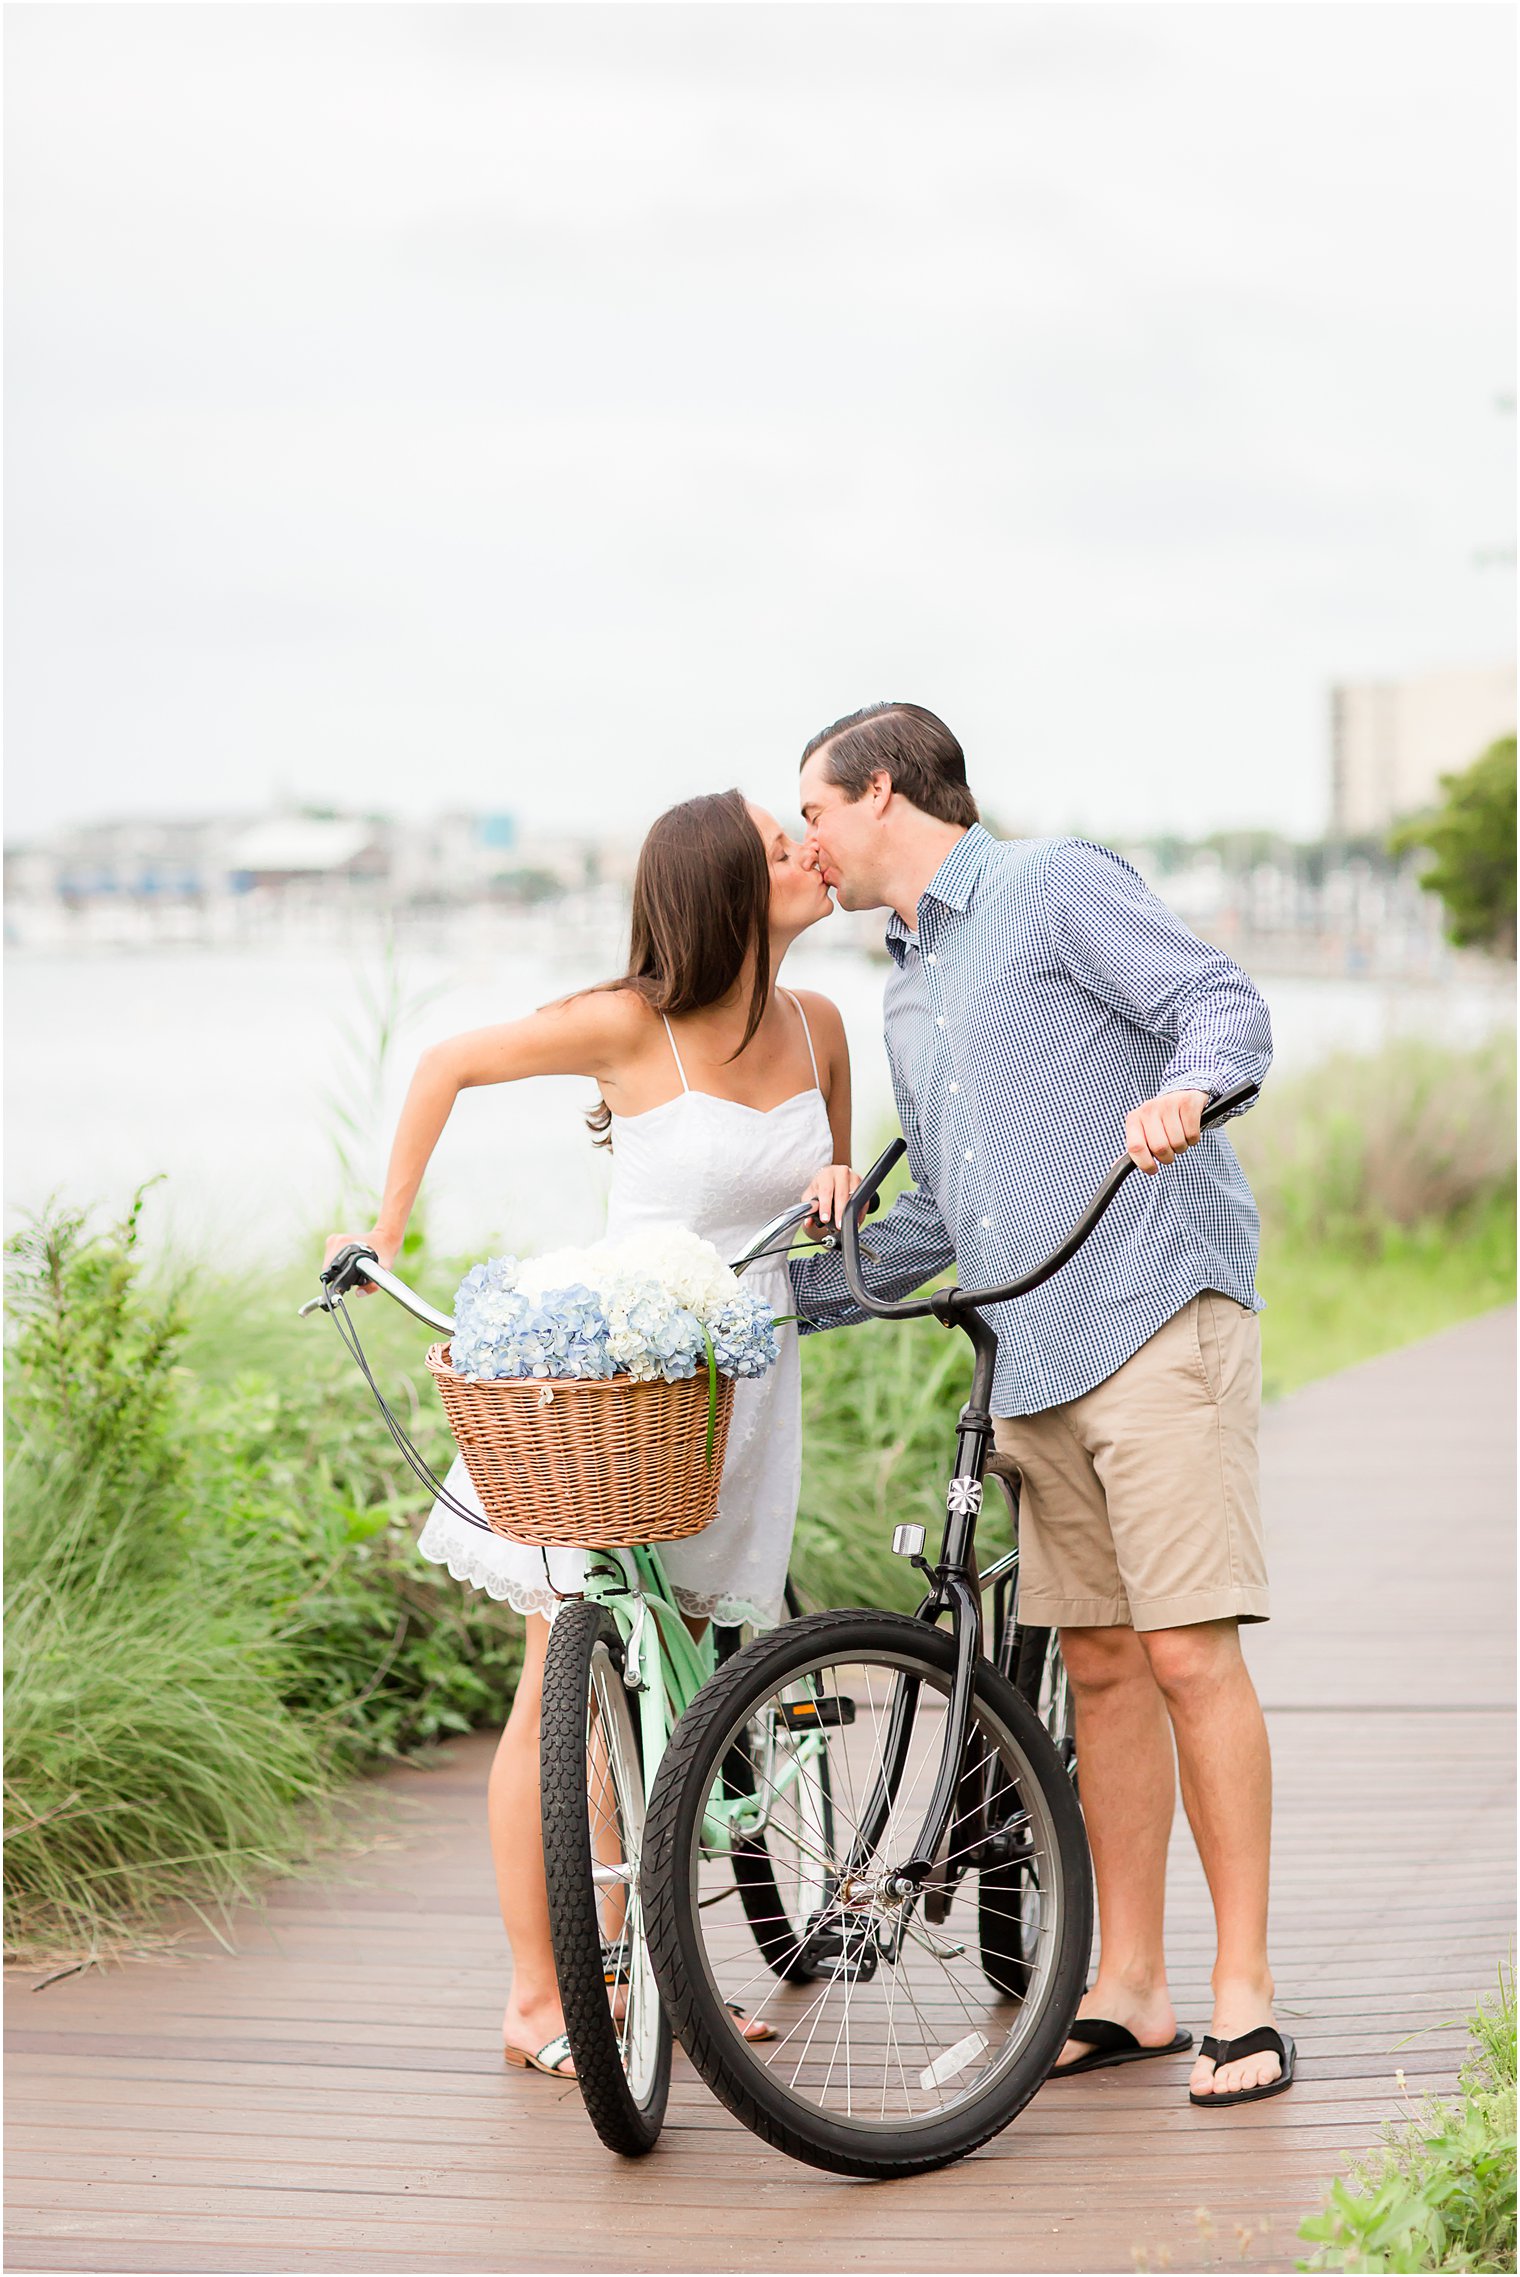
{"left": 327, "top": 991, "right": 637, "bottom": 1271}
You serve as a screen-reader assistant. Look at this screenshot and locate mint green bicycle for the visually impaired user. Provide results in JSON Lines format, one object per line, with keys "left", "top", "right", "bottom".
{"left": 307, "top": 1201, "right": 838, "bottom": 2157}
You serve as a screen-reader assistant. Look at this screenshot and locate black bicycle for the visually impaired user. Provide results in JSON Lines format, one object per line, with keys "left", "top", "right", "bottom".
{"left": 641, "top": 1082, "right": 1257, "bottom": 2178}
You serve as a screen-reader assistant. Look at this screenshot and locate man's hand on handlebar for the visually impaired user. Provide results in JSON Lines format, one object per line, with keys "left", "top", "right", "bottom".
{"left": 1124, "top": 1088, "right": 1210, "bottom": 1175}
{"left": 322, "top": 1230, "right": 395, "bottom": 1294}
{"left": 800, "top": 1164, "right": 863, "bottom": 1237}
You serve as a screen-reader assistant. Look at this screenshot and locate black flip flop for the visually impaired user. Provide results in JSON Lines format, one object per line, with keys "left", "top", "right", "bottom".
{"left": 1049, "top": 2018, "right": 1194, "bottom": 2078}
{"left": 1189, "top": 2026, "right": 1296, "bottom": 2107}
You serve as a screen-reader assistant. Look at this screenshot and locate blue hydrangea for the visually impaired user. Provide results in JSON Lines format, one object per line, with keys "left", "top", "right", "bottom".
{"left": 453, "top": 1260, "right": 613, "bottom": 1381}
{"left": 450, "top": 1237, "right": 782, "bottom": 1388}
{"left": 705, "top": 1288, "right": 782, "bottom": 1378}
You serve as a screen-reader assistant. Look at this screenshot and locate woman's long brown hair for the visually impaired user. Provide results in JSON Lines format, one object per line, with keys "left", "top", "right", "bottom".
{"left": 582, "top": 789, "right": 770, "bottom": 1145}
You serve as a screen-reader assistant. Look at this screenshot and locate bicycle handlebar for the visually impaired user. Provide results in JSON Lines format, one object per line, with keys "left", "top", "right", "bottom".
{"left": 302, "top": 1244, "right": 457, "bottom": 1334}
{"left": 304, "top": 1197, "right": 880, "bottom": 1331}
{"left": 837, "top": 1078, "right": 1261, "bottom": 1324}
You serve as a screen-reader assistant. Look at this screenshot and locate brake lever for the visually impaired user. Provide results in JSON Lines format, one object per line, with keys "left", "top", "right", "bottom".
{"left": 300, "top": 1241, "right": 382, "bottom": 1321}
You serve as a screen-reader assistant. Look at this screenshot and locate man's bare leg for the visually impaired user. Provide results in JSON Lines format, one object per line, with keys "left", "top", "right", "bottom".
{"left": 1053, "top": 1623, "right": 1182, "bottom": 2067}
{"left": 1143, "top": 1619, "right": 1280, "bottom": 2097}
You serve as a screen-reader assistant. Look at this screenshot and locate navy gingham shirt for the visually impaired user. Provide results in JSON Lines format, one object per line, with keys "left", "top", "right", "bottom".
{"left": 790, "top": 826, "right": 1273, "bottom": 1418}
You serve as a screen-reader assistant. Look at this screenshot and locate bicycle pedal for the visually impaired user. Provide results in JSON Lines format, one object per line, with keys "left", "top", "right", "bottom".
{"left": 979, "top": 1818, "right": 1037, "bottom": 1870}
{"left": 798, "top": 1916, "right": 881, "bottom": 1982}
{"left": 776, "top": 1697, "right": 855, "bottom": 1731}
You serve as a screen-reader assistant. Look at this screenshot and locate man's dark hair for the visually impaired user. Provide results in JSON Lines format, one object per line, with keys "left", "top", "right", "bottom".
{"left": 801, "top": 702, "right": 979, "bottom": 828}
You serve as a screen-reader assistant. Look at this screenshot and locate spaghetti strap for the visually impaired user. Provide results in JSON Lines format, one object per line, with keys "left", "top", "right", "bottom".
{"left": 659, "top": 1013, "right": 691, "bottom": 1093}
{"left": 785, "top": 991, "right": 822, "bottom": 1090}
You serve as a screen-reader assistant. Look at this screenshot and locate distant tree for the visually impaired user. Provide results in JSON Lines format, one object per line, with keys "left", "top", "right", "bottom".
{"left": 1389, "top": 735, "right": 1517, "bottom": 959}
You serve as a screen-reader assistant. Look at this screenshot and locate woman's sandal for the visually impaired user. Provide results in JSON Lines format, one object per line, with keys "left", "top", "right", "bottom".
{"left": 503, "top": 2032, "right": 576, "bottom": 2078}
{"left": 1189, "top": 2026, "right": 1296, "bottom": 2107}
{"left": 726, "top": 2000, "right": 774, "bottom": 2043}
{"left": 1049, "top": 2019, "right": 1194, "bottom": 2078}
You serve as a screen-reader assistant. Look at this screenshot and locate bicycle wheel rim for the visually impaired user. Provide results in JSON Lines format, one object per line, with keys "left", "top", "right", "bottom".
{"left": 665, "top": 1635, "right": 1075, "bottom": 2142}
{"left": 585, "top": 1640, "right": 663, "bottom": 2108}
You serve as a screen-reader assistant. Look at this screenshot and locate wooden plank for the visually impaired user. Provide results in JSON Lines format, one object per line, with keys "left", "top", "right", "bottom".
{"left": 5, "top": 1310, "right": 1513, "bottom": 2277}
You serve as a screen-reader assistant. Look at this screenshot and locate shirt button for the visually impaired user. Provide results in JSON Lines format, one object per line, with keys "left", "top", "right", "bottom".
{"left": 925, "top": 953, "right": 937, "bottom": 965}
{"left": 963, "top": 1148, "right": 974, "bottom": 1162}
{"left": 935, "top": 1016, "right": 945, "bottom": 1029}
{"left": 948, "top": 1082, "right": 959, "bottom": 1094}
{"left": 980, "top": 1216, "right": 992, "bottom": 1230}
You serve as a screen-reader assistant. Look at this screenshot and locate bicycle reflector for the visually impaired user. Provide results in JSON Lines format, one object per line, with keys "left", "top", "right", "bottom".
{"left": 776, "top": 1698, "right": 856, "bottom": 1730}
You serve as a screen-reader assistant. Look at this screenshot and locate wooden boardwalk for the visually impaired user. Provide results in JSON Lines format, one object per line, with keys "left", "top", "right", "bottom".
{"left": 7, "top": 1309, "right": 1514, "bottom": 2276}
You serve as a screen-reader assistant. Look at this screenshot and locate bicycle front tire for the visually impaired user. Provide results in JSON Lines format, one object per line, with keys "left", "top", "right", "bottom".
{"left": 641, "top": 1609, "right": 1091, "bottom": 2179}
{"left": 540, "top": 1599, "right": 671, "bottom": 2156}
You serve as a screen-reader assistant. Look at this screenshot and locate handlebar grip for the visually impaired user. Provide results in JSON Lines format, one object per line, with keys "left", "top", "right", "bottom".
{"left": 322, "top": 1242, "right": 380, "bottom": 1297}
{"left": 1199, "top": 1078, "right": 1260, "bottom": 1130}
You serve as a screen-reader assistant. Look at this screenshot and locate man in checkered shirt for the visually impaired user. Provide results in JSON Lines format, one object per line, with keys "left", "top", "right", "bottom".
{"left": 792, "top": 701, "right": 1292, "bottom": 2109}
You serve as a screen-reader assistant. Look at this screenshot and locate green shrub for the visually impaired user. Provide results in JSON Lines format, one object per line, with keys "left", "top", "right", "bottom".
{"left": 4, "top": 1203, "right": 521, "bottom": 1959}
{"left": 6, "top": 1185, "right": 190, "bottom": 1522}
{"left": 183, "top": 1338, "right": 521, "bottom": 1762}
{"left": 1232, "top": 1034, "right": 1516, "bottom": 1250}
{"left": 1299, "top": 1972, "right": 1516, "bottom": 2272}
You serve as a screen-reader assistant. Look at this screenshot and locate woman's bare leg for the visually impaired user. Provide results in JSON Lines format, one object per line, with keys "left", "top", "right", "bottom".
{"left": 494, "top": 1604, "right": 767, "bottom": 2060}
{"left": 493, "top": 1614, "right": 571, "bottom": 2066}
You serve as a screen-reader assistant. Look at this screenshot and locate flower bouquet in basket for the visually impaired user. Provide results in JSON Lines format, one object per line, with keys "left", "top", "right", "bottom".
{"left": 426, "top": 1228, "right": 781, "bottom": 1549}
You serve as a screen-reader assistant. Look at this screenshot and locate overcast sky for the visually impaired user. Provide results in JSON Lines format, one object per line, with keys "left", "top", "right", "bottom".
{"left": 6, "top": 3, "right": 1514, "bottom": 846}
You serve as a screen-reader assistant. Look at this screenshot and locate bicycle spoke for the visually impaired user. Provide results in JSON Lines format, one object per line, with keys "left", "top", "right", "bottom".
{"left": 666, "top": 1641, "right": 1073, "bottom": 2134}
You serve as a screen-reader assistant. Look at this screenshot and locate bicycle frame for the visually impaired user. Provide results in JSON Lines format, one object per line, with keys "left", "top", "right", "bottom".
{"left": 832, "top": 1079, "right": 1260, "bottom": 1897}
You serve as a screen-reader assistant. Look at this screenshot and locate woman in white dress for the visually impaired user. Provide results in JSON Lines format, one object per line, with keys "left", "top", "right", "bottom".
{"left": 326, "top": 789, "right": 858, "bottom": 2077}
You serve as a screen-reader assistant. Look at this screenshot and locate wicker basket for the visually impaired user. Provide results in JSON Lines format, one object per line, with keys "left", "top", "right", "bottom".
{"left": 425, "top": 1344, "right": 736, "bottom": 1547}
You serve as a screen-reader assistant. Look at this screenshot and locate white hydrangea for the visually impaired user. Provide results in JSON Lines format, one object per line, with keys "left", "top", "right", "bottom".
{"left": 452, "top": 1225, "right": 779, "bottom": 1386}
{"left": 517, "top": 1247, "right": 611, "bottom": 1304}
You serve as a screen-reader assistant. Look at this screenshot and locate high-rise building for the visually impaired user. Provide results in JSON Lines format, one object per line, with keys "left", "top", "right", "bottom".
{"left": 1331, "top": 662, "right": 1516, "bottom": 836}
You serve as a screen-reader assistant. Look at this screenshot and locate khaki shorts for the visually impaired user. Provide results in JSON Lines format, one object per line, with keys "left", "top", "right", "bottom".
{"left": 992, "top": 1290, "right": 1268, "bottom": 1634}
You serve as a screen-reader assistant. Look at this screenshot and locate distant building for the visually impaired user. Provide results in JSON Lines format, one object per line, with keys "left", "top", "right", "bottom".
{"left": 1331, "top": 662, "right": 1516, "bottom": 836}
{"left": 226, "top": 816, "right": 389, "bottom": 894}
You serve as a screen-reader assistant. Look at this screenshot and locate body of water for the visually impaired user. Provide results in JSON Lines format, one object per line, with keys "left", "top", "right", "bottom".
{"left": 6, "top": 925, "right": 1513, "bottom": 1273}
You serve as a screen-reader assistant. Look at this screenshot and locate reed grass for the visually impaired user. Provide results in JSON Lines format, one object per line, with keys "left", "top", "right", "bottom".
{"left": 4, "top": 1454, "right": 331, "bottom": 1960}
{"left": 4, "top": 1203, "right": 519, "bottom": 1961}
{"left": 1231, "top": 1033, "right": 1516, "bottom": 1247}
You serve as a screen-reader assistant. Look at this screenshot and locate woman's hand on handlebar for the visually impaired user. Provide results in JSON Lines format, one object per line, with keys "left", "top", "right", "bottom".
{"left": 322, "top": 1229, "right": 396, "bottom": 1294}
{"left": 1124, "top": 1088, "right": 1210, "bottom": 1174}
{"left": 800, "top": 1164, "right": 862, "bottom": 1235}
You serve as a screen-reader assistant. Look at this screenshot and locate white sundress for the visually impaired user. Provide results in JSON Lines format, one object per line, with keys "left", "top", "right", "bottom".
{"left": 416, "top": 992, "right": 833, "bottom": 1629}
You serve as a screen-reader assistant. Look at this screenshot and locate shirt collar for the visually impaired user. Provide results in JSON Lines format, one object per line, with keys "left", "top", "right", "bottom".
{"left": 885, "top": 825, "right": 995, "bottom": 961}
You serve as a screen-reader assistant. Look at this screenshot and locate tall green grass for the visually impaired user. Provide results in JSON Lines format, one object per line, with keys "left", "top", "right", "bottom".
{"left": 1231, "top": 1033, "right": 1516, "bottom": 1249}
{"left": 4, "top": 1202, "right": 519, "bottom": 1961}
{"left": 5, "top": 1459, "right": 331, "bottom": 1954}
